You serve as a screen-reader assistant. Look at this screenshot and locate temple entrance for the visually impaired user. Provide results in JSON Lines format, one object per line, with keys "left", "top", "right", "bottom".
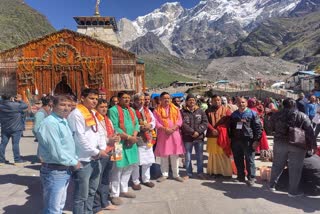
{"left": 17, "top": 40, "right": 104, "bottom": 99}
{"left": 54, "top": 74, "right": 74, "bottom": 96}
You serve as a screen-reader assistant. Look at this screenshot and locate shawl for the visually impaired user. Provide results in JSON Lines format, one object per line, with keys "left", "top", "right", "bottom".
{"left": 217, "top": 126, "right": 232, "bottom": 157}
{"left": 155, "top": 103, "right": 179, "bottom": 128}
{"left": 207, "top": 105, "right": 230, "bottom": 128}
{"left": 77, "top": 104, "right": 103, "bottom": 127}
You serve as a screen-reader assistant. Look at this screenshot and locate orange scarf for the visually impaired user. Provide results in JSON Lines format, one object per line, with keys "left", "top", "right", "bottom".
{"left": 155, "top": 103, "right": 179, "bottom": 128}
{"left": 77, "top": 104, "right": 103, "bottom": 127}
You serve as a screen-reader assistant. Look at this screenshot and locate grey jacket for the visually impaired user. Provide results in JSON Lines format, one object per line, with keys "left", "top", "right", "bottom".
{"left": 181, "top": 106, "right": 208, "bottom": 142}
{"left": 271, "top": 109, "right": 316, "bottom": 148}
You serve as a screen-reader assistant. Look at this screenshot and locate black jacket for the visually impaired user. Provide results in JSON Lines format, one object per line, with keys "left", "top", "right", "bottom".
{"left": 229, "top": 108, "right": 262, "bottom": 142}
{"left": 0, "top": 100, "right": 28, "bottom": 133}
{"left": 271, "top": 109, "right": 316, "bottom": 148}
{"left": 296, "top": 99, "right": 306, "bottom": 113}
{"left": 180, "top": 106, "right": 208, "bottom": 142}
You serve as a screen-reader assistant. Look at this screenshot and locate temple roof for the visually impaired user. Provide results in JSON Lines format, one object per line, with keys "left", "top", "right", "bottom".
{"left": 73, "top": 16, "right": 118, "bottom": 31}
{"left": 0, "top": 29, "right": 134, "bottom": 58}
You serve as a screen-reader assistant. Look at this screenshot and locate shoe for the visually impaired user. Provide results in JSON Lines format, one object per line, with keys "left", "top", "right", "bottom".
{"left": 236, "top": 177, "right": 246, "bottom": 183}
{"left": 142, "top": 181, "right": 155, "bottom": 188}
{"left": 14, "top": 160, "right": 27, "bottom": 166}
{"left": 269, "top": 187, "right": 276, "bottom": 192}
{"left": 0, "top": 160, "right": 10, "bottom": 165}
{"left": 246, "top": 179, "right": 255, "bottom": 187}
{"left": 174, "top": 176, "right": 184, "bottom": 182}
{"left": 110, "top": 197, "right": 123, "bottom": 205}
{"left": 120, "top": 192, "right": 136, "bottom": 198}
{"left": 131, "top": 183, "right": 141, "bottom": 191}
{"left": 157, "top": 176, "right": 168, "bottom": 183}
{"left": 288, "top": 192, "right": 304, "bottom": 198}
{"left": 197, "top": 173, "right": 207, "bottom": 180}
{"left": 268, "top": 183, "right": 276, "bottom": 192}
{"left": 103, "top": 204, "right": 118, "bottom": 210}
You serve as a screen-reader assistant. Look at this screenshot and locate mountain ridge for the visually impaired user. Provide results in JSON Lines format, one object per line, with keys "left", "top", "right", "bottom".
{"left": 0, "top": 0, "right": 55, "bottom": 51}
{"left": 118, "top": 0, "right": 306, "bottom": 59}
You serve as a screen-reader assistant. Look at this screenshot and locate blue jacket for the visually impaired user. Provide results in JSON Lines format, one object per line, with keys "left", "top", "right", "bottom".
{"left": 306, "top": 103, "right": 317, "bottom": 119}
{"left": 0, "top": 100, "right": 28, "bottom": 133}
{"left": 229, "top": 108, "right": 262, "bottom": 142}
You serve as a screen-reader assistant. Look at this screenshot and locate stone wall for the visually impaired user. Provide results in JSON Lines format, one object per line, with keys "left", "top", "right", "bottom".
{"left": 77, "top": 27, "right": 120, "bottom": 47}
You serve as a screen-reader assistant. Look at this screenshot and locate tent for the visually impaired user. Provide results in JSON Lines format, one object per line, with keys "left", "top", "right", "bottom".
{"left": 151, "top": 93, "right": 160, "bottom": 99}
{"left": 171, "top": 92, "right": 184, "bottom": 98}
{"left": 151, "top": 92, "right": 184, "bottom": 99}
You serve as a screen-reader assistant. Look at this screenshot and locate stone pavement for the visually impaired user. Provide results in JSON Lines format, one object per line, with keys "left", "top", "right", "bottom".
{"left": 0, "top": 131, "right": 319, "bottom": 214}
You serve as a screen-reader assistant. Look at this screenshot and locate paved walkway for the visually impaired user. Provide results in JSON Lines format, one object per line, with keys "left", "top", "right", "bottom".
{"left": 0, "top": 131, "right": 319, "bottom": 214}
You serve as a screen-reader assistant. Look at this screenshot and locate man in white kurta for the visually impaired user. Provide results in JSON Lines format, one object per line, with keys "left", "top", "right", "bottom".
{"left": 131, "top": 93, "right": 156, "bottom": 190}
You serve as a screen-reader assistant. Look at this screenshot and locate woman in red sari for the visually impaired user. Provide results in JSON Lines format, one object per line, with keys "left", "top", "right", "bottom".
{"left": 247, "top": 98, "right": 269, "bottom": 155}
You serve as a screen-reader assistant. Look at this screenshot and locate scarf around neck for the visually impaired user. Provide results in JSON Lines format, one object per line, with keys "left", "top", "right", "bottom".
{"left": 77, "top": 104, "right": 103, "bottom": 127}
{"left": 117, "top": 104, "right": 136, "bottom": 132}
{"left": 155, "top": 103, "right": 179, "bottom": 128}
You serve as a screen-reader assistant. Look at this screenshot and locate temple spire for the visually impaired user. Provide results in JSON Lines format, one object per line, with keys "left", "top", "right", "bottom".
{"left": 94, "top": 0, "right": 101, "bottom": 16}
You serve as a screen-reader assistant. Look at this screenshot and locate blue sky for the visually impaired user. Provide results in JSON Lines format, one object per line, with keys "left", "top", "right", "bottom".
{"left": 24, "top": 0, "right": 200, "bottom": 30}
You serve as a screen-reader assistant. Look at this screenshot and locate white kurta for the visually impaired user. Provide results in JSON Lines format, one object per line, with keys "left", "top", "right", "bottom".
{"left": 137, "top": 107, "right": 156, "bottom": 165}
{"left": 138, "top": 145, "right": 155, "bottom": 165}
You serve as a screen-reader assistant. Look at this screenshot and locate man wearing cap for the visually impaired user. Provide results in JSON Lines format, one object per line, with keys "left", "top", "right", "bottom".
{"left": 180, "top": 94, "right": 208, "bottom": 179}
{"left": 99, "top": 88, "right": 107, "bottom": 100}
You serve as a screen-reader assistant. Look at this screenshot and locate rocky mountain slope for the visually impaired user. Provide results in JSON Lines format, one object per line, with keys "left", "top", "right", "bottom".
{"left": 205, "top": 56, "right": 300, "bottom": 82}
{"left": 0, "top": 0, "right": 55, "bottom": 51}
{"left": 212, "top": 11, "right": 320, "bottom": 68}
{"left": 118, "top": 0, "right": 311, "bottom": 59}
{"left": 128, "top": 32, "right": 170, "bottom": 55}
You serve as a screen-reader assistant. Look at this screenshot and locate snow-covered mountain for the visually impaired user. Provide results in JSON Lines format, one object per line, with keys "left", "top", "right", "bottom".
{"left": 118, "top": 0, "right": 309, "bottom": 59}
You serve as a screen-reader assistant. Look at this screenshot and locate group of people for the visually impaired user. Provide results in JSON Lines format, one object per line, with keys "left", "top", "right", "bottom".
{"left": 1, "top": 88, "right": 319, "bottom": 214}
{"left": 32, "top": 89, "right": 264, "bottom": 214}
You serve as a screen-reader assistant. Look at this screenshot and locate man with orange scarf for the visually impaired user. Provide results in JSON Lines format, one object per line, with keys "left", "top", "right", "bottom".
{"left": 67, "top": 88, "right": 108, "bottom": 214}
{"left": 153, "top": 92, "right": 185, "bottom": 182}
{"left": 108, "top": 91, "right": 140, "bottom": 205}
{"left": 206, "top": 94, "right": 233, "bottom": 177}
